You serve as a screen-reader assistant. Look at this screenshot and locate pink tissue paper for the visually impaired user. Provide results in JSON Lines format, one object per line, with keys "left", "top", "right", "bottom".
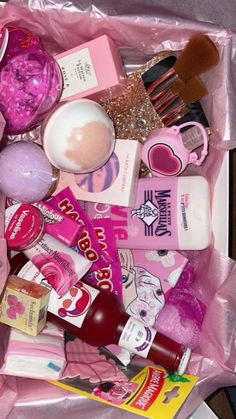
{"left": 0, "top": 1, "right": 236, "bottom": 419}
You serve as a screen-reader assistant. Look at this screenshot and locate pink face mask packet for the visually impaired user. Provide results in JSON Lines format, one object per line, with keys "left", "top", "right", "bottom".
{"left": 49, "top": 187, "right": 111, "bottom": 272}
{"left": 84, "top": 218, "right": 123, "bottom": 300}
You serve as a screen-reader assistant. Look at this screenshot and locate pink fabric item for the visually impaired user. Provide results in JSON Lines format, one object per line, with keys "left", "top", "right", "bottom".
{"left": 62, "top": 338, "right": 128, "bottom": 383}
{"left": 0, "top": 2, "right": 236, "bottom": 419}
{"left": 155, "top": 263, "right": 206, "bottom": 349}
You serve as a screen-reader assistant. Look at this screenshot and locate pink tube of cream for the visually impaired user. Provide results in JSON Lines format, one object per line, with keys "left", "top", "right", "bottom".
{"left": 23, "top": 233, "right": 92, "bottom": 297}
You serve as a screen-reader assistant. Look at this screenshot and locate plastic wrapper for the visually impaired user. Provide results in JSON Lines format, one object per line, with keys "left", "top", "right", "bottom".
{"left": 0, "top": 1, "right": 236, "bottom": 418}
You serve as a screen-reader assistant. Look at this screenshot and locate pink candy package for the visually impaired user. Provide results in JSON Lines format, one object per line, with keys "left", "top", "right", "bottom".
{"left": 34, "top": 200, "right": 83, "bottom": 247}
{"left": 85, "top": 218, "right": 123, "bottom": 299}
{"left": 49, "top": 187, "right": 111, "bottom": 272}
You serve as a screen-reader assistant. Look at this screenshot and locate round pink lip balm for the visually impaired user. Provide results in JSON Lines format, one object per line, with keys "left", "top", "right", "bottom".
{"left": 0, "top": 141, "right": 59, "bottom": 203}
{"left": 42, "top": 99, "right": 116, "bottom": 174}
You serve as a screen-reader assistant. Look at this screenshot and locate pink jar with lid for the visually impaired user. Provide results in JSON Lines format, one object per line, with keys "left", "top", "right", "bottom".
{"left": 5, "top": 204, "right": 44, "bottom": 251}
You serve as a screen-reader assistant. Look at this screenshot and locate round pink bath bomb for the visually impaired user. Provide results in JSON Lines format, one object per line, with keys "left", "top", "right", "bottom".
{"left": 0, "top": 141, "right": 58, "bottom": 203}
{"left": 42, "top": 99, "right": 116, "bottom": 173}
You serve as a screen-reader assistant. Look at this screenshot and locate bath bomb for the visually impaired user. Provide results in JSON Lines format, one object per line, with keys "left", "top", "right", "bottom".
{"left": 0, "top": 141, "right": 58, "bottom": 203}
{"left": 42, "top": 99, "right": 116, "bottom": 174}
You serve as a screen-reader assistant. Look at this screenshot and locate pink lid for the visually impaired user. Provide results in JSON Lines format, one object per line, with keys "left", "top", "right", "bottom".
{"left": 4, "top": 203, "right": 44, "bottom": 250}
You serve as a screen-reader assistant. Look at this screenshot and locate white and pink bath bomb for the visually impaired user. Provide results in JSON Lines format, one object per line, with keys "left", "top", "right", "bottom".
{"left": 42, "top": 99, "right": 116, "bottom": 174}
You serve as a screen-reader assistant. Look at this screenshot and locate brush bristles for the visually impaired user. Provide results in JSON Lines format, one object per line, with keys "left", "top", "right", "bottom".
{"left": 174, "top": 34, "right": 220, "bottom": 82}
{"left": 171, "top": 78, "right": 185, "bottom": 94}
{"left": 180, "top": 75, "right": 208, "bottom": 104}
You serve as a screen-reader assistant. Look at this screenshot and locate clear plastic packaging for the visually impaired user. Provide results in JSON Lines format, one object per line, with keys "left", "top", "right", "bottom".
{"left": 0, "top": 47, "right": 62, "bottom": 134}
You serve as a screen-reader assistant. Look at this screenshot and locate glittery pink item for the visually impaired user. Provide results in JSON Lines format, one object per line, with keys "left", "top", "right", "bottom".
{"left": 0, "top": 49, "right": 62, "bottom": 134}
{"left": 155, "top": 263, "right": 206, "bottom": 349}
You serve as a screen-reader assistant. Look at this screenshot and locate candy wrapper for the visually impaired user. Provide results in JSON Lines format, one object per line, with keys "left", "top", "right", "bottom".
{"left": 49, "top": 187, "right": 111, "bottom": 272}
{"left": 85, "top": 218, "right": 123, "bottom": 300}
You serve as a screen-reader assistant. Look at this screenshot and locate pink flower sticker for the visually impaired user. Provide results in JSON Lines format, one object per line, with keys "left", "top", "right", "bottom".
{"left": 7, "top": 294, "right": 25, "bottom": 319}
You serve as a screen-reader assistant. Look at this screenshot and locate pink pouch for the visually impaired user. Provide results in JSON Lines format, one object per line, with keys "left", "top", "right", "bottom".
{"left": 49, "top": 187, "right": 111, "bottom": 272}
{"left": 155, "top": 262, "right": 206, "bottom": 349}
{"left": 84, "top": 218, "right": 123, "bottom": 300}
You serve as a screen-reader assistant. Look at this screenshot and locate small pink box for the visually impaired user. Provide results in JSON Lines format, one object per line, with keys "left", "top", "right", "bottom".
{"left": 34, "top": 200, "right": 83, "bottom": 247}
{"left": 55, "top": 35, "right": 127, "bottom": 102}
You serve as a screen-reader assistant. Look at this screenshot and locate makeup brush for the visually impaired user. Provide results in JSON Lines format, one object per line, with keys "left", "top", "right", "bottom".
{"left": 162, "top": 106, "right": 189, "bottom": 127}
{"left": 147, "top": 34, "right": 219, "bottom": 96}
{"left": 150, "top": 77, "right": 185, "bottom": 103}
{"left": 155, "top": 75, "right": 208, "bottom": 115}
{"left": 174, "top": 34, "right": 220, "bottom": 82}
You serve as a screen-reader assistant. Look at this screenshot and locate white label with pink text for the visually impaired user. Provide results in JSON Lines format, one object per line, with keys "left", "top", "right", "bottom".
{"left": 119, "top": 317, "right": 156, "bottom": 358}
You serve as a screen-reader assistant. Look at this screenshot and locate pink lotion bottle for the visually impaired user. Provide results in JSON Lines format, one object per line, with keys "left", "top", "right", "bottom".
{"left": 122, "top": 176, "right": 211, "bottom": 250}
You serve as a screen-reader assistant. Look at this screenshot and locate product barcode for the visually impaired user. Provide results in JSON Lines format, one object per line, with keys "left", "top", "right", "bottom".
{"left": 181, "top": 203, "right": 188, "bottom": 230}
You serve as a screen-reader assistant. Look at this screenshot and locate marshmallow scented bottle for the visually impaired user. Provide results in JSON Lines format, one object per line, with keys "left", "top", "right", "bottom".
{"left": 125, "top": 176, "right": 211, "bottom": 250}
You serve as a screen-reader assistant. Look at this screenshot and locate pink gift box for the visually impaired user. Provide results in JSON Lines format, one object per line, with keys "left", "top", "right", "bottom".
{"left": 55, "top": 35, "right": 127, "bottom": 102}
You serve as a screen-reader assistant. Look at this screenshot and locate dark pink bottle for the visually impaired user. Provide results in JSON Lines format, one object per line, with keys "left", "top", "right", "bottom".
{"left": 10, "top": 253, "right": 191, "bottom": 374}
{"left": 49, "top": 282, "right": 191, "bottom": 374}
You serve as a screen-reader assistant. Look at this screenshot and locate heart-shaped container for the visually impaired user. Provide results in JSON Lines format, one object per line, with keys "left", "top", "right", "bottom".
{"left": 141, "top": 121, "right": 208, "bottom": 177}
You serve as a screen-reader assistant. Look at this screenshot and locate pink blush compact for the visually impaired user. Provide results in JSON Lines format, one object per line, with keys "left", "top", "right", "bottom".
{"left": 42, "top": 99, "right": 116, "bottom": 174}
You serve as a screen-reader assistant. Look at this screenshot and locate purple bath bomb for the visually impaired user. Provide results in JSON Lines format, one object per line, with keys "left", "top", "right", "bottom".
{"left": 0, "top": 141, "right": 58, "bottom": 203}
